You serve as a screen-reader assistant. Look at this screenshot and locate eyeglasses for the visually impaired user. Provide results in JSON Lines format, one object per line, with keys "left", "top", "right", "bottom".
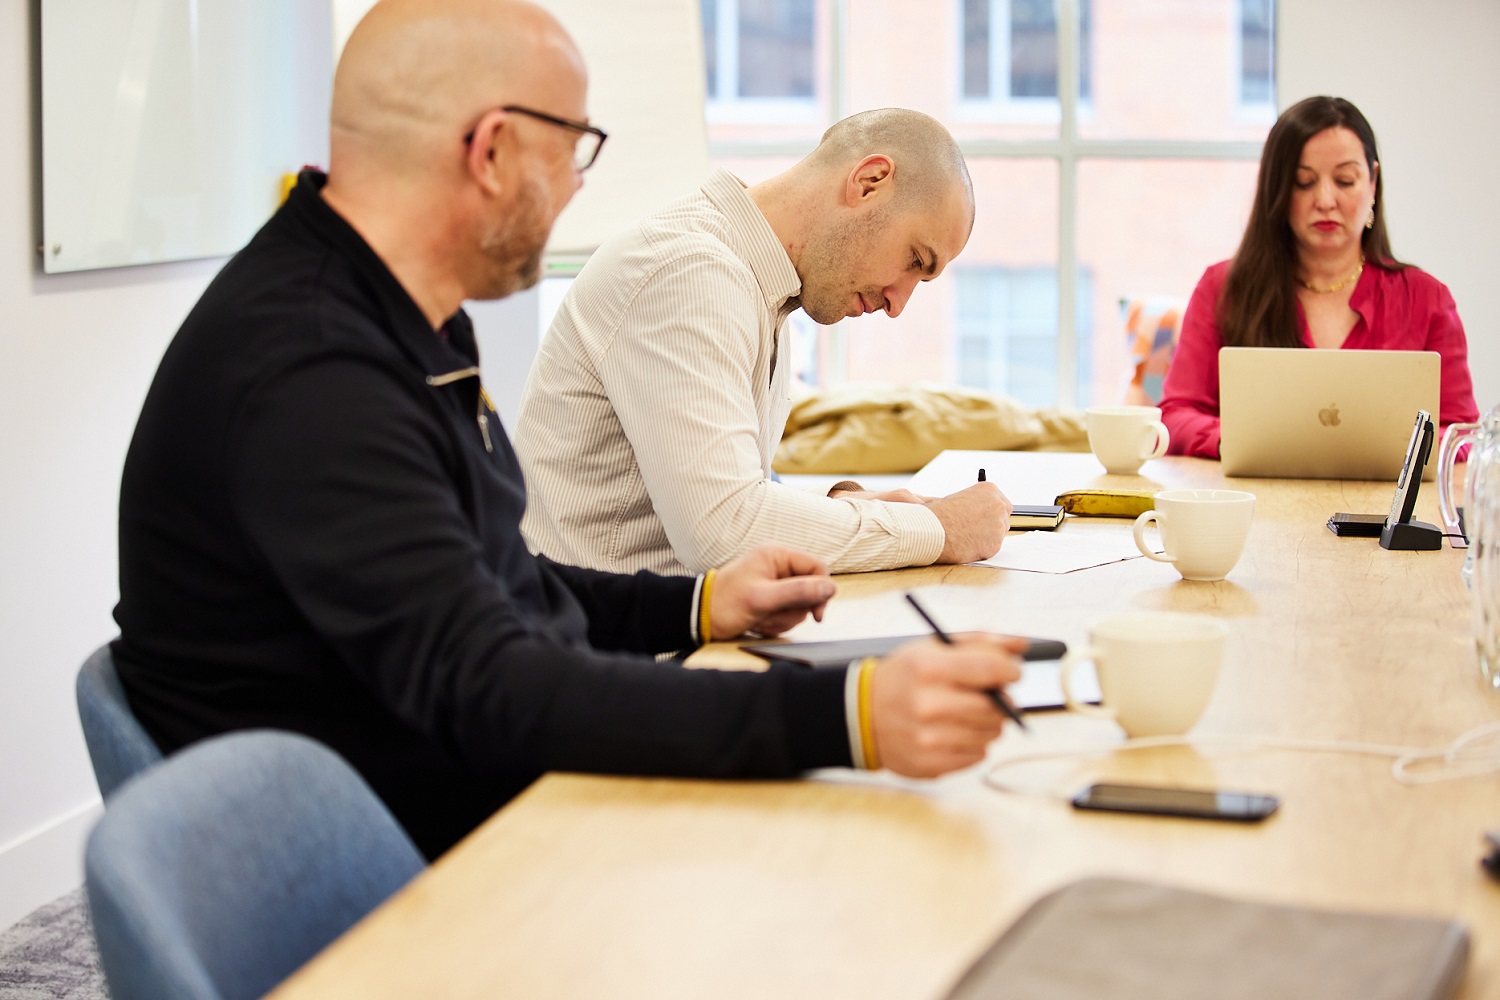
{"left": 464, "top": 104, "right": 608, "bottom": 172}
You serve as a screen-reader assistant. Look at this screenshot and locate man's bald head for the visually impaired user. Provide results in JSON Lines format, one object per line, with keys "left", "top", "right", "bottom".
{"left": 330, "top": 0, "right": 584, "bottom": 178}
{"left": 752, "top": 109, "right": 974, "bottom": 325}
{"left": 320, "top": 0, "right": 592, "bottom": 321}
{"left": 806, "top": 109, "right": 974, "bottom": 230}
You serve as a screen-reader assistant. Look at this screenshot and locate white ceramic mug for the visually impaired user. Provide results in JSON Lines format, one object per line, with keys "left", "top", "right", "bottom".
{"left": 1133, "top": 489, "right": 1256, "bottom": 581}
{"left": 1059, "top": 612, "right": 1229, "bottom": 737}
{"left": 1085, "top": 406, "right": 1170, "bottom": 474}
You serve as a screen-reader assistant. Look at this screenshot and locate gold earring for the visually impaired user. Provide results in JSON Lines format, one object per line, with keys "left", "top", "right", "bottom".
{"left": 1366, "top": 209, "right": 1375, "bottom": 230}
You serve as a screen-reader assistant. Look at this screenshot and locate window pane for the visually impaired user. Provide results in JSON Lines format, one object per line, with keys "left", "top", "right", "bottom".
{"left": 701, "top": 0, "right": 718, "bottom": 99}
{"left": 1239, "top": 0, "right": 1274, "bottom": 106}
{"left": 738, "top": 0, "right": 815, "bottom": 98}
{"left": 1000, "top": 0, "right": 1089, "bottom": 103}
{"left": 962, "top": 0, "right": 991, "bottom": 100}
{"left": 953, "top": 266, "right": 1091, "bottom": 406}
{"left": 1010, "top": 0, "right": 1058, "bottom": 98}
{"left": 1077, "top": 0, "right": 1092, "bottom": 102}
{"left": 704, "top": 0, "right": 827, "bottom": 147}
{"left": 956, "top": 268, "right": 1049, "bottom": 405}
{"left": 847, "top": 0, "right": 1057, "bottom": 141}
{"left": 1075, "top": 159, "right": 1259, "bottom": 405}
{"left": 1078, "top": 0, "right": 1277, "bottom": 140}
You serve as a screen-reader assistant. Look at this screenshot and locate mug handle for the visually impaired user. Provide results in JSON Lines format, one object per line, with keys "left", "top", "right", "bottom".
{"left": 1437, "top": 422, "right": 1480, "bottom": 532}
{"left": 1133, "top": 509, "right": 1176, "bottom": 563}
{"left": 1059, "top": 647, "right": 1114, "bottom": 721}
{"left": 1140, "top": 421, "right": 1170, "bottom": 461}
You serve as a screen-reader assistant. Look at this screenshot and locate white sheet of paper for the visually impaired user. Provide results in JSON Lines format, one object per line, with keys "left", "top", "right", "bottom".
{"left": 980, "top": 524, "right": 1154, "bottom": 574}
{"left": 1011, "top": 659, "right": 1100, "bottom": 709}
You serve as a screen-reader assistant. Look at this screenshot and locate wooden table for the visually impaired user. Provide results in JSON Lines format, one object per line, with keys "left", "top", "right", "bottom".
{"left": 270, "top": 452, "right": 1500, "bottom": 1000}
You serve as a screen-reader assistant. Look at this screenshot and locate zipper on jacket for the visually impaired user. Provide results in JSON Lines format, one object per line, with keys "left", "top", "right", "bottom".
{"left": 425, "top": 366, "right": 494, "bottom": 453}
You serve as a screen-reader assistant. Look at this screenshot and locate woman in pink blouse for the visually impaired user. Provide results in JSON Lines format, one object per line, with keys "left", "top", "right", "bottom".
{"left": 1160, "top": 96, "right": 1478, "bottom": 458}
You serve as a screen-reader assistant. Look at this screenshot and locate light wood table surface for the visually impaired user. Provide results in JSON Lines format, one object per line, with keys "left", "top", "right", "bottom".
{"left": 270, "top": 451, "right": 1499, "bottom": 1000}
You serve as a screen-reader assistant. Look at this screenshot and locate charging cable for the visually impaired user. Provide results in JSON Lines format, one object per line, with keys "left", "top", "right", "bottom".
{"left": 982, "top": 721, "right": 1500, "bottom": 799}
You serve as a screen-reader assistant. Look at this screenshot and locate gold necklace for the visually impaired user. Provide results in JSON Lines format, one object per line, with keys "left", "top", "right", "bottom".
{"left": 1298, "top": 256, "right": 1364, "bottom": 294}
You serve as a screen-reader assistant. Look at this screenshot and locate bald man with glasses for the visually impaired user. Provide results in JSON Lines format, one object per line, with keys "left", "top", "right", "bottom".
{"left": 112, "top": 0, "right": 1026, "bottom": 860}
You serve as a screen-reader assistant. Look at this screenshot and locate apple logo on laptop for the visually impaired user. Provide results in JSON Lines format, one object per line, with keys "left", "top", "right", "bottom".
{"left": 1318, "top": 404, "right": 1341, "bottom": 427}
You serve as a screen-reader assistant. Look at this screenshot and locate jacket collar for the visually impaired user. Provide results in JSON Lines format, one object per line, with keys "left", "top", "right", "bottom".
{"left": 278, "top": 170, "right": 481, "bottom": 374}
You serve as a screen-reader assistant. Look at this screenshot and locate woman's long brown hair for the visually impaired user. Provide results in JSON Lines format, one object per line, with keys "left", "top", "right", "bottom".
{"left": 1218, "top": 96, "right": 1402, "bottom": 348}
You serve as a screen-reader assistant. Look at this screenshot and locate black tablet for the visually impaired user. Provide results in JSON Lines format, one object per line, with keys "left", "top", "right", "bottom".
{"left": 741, "top": 635, "right": 1067, "bottom": 668}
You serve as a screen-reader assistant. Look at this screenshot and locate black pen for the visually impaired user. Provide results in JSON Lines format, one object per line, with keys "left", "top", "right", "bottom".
{"left": 978, "top": 468, "right": 986, "bottom": 482}
{"left": 902, "top": 592, "right": 1030, "bottom": 733}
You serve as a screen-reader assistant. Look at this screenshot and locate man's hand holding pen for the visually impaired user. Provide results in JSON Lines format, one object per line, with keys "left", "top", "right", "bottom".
{"left": 866, "top": 633, "right": 1027, "bottom": 777}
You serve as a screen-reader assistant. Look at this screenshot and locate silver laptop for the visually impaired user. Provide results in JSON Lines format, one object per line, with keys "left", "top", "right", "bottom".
{"left": 1218, "top": 347, "right": 1440, "bottom": 480}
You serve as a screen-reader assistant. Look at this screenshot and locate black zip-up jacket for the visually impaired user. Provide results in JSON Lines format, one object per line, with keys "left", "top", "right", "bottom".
{"left": 113, "top": 172, "right": 848, "bottom": 858}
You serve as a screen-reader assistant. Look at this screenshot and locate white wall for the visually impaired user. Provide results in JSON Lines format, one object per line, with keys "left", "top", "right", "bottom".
{"left": 1280, "top": 0, "right": 1500, "bottom": 412}
{"left": 3, "top": 0, "right": 1496, "bottom": 933}
{"left": 0, "top": 1, "right": 225, "bottom": 928}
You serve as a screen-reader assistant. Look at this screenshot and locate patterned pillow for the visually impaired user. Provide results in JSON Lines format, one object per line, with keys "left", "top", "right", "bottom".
{"left": 1122, "top": 295, "right": 1187, "bottom": 405}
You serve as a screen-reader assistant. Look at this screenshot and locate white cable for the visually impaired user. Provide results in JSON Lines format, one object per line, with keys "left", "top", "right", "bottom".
{"left": 981, "top": 722, "right": 1500, "bottom": 799}
{"left": 1392, "top": 720, "right": 1500, "bottom": 784}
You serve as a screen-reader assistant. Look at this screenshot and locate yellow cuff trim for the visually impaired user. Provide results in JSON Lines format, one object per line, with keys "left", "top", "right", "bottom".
{"left": 699, "top": 569, "right": 716, "bottom": 645}
{"left": 857, "top": 657, "right": 880, "bottom": 771}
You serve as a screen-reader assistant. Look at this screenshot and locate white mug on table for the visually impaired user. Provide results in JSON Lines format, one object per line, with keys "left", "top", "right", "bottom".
{"left": 1059, "top": 611, "right": 1229, "bottom": 737}
{"left": 1133, "top": 489, "right": 1256, "bottom": 582}
{"left": 1085, "top": 405, "right": 1170, "bottom": 475}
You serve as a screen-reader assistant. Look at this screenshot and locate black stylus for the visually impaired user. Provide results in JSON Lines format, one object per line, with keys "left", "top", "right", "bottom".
{"left": 902, "top": 592, "right": 1030, "bottom": 733}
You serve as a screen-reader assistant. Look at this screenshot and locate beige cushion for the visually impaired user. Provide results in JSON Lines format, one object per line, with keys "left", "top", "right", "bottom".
{"left": 774, "top": 383, "right": 1088, "bottom": 475}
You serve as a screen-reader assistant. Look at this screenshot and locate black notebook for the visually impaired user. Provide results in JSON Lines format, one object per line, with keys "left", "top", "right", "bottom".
{"left": 945, "top": 878, "right": 1469, "bottom": 1000}
{"left": 1011, "top": 504, "right": 1066, "bottom": 530}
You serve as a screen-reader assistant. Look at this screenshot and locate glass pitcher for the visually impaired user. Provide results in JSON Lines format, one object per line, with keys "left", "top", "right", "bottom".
{"left": 1439, "top": 406, "right": 1500, "bottom": 686}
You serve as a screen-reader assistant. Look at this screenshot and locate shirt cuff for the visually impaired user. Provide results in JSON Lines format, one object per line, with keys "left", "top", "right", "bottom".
{"left": 844, "top": 661, "right": 866, "bottom": 769}
{"left": 880, "top": 501, "right": 946, "bottom": 567}
{"left": 690, "top": 573, "right": 705, "bottom": 645}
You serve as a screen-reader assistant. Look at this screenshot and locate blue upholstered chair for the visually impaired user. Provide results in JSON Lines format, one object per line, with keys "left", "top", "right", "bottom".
{"left": 75, "top": 643, "right": 163, "bottom": 799}
{"left": 85, "top": 730, "right": 425, "bottom": 1000}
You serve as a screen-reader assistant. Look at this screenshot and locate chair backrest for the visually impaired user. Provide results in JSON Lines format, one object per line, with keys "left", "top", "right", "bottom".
{"left": 85, "top": 730, "right": 425, "bottom": 1000}
{"left": 76, "top": 644, "right": 164, "bottom": 799}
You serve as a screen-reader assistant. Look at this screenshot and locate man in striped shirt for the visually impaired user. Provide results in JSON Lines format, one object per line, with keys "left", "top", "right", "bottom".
{"left": 517, "top": 110, "right": 1011, "bottom": 577}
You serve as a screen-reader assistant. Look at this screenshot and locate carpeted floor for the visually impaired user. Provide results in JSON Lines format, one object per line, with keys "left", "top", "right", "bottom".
{"left": 0, "top": 890, "right": 107, "bottom": 1000}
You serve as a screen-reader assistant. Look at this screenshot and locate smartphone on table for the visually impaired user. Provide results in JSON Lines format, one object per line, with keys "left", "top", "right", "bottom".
{"left": 1071, "top": 782, "right": 1279, "bottom": 822}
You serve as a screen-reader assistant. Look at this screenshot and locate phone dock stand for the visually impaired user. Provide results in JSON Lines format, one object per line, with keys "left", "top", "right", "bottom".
{"left": 1380, "top": 518, "right": 1443, "bottom": 551}
{"left": 1378, "top": 410, "right": 1441, "bottom": 552}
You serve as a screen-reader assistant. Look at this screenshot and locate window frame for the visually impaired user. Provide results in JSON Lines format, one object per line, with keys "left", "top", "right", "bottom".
{"left": 707, "top": 0, "right": 1275, "bottom": 407}
{"left": 951, "top": 0, "right": 1095, "bottom": 125}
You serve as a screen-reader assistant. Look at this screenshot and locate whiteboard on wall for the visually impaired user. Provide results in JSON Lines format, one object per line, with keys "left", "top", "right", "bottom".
{"left": 40, "top": 0, "right": 333, "bottom": 273}
{"left": 331, "top": 0, "right": 713, "bottom": 259}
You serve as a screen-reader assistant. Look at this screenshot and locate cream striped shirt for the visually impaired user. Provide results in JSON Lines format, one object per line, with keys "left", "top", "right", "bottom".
{"left": 515, "top": 169, "right": 945, "bottom": 576}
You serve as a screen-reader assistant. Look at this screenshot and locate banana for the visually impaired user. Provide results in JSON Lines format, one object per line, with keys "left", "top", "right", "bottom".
{"left": 1052, "top": 489, "right": 1157, "bottom": 518}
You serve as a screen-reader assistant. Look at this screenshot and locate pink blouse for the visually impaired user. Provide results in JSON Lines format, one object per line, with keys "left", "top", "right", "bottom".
{"left": 1160, "top": 260, "right": 1480, "bottom": 458}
